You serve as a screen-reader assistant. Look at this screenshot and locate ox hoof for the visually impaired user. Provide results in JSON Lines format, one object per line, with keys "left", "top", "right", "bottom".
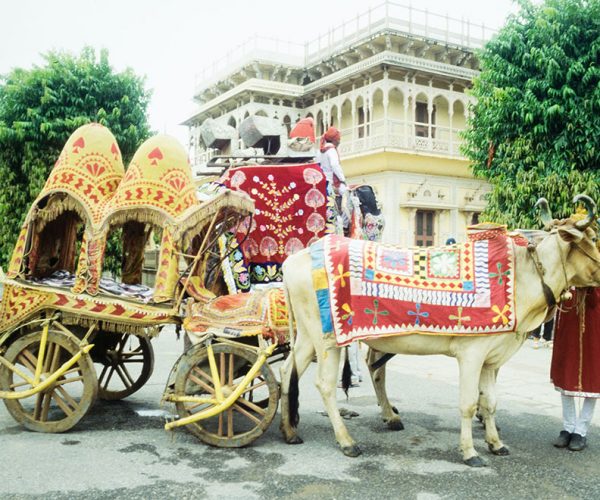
{"left": 386, "top": 419, "right": 404, "bottom": 431}
{"left": 341, "top": 444, "right": 362, "bottom": 457}
{"left": 464, "top": 456, "right": 487, "bottom": 467}
{"left": 286, "top": 435, "right": 304, "bottom": 445}
{"left": 489, "top": 444, "right": 510, "bottom": 456}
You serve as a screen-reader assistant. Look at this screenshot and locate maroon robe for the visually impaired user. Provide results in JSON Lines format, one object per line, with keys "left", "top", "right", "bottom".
{"left": 551, "top": 288, "right": 600, "bottom": 397}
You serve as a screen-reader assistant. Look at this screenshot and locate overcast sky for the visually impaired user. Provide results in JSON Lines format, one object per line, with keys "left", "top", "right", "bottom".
{"left": 0, "top": 0, "right": 518, "bottom": 145}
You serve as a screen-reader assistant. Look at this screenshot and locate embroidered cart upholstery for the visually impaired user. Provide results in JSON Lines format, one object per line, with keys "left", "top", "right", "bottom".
{"left": 0, "top": 124, "right": 254, "bottom": 334}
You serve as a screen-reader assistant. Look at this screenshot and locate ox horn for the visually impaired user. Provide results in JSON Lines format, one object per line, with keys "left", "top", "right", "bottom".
{"left": 573, "top": 194, "right": 597, "bottom": 230}
{"left": 534, "top": 198, "right": 553, "bottom": 228}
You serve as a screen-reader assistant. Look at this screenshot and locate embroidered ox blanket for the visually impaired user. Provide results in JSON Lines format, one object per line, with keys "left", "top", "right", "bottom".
{"left": 311, "top": 230, "right": 516, "bottom": 346}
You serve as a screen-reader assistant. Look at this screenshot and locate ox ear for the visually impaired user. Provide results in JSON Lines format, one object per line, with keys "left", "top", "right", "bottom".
{"left": 557, "top": 226, "right": 584, "bottom": 243}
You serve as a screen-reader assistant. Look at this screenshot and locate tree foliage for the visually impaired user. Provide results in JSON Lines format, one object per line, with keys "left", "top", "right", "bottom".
{"left": 0, "top": 47, "right": 151, "bottom": 269}
{"left": 463, "top": 0, "right": 600, "bottom": 228}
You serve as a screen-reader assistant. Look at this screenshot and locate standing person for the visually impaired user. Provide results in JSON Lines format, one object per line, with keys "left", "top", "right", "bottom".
{"left": 551, "top": 287, "right": 600, "bottom": 451}
{"left": 318, "top": 126, "right": 348, "bottom": 236}
{"left": 317, "top": 126, "right": 347, "bottom": 196}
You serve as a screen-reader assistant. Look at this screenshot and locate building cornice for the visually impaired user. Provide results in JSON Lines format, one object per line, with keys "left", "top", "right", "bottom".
{"left": 184, "top": 79, "right": 304, "bottom": 125}
{"left": 185, "top": 50, "right": 479, "bottom": 124}
{"left": 304, "top": 50, "right": 478, "bottom": 93}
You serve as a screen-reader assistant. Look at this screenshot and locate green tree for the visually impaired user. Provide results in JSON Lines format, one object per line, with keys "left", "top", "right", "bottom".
{"left": 0, "top": 47, "right": 151, "bottom": 269}
{"left": 463, "top": 0, "right": 600, "bottom": 227}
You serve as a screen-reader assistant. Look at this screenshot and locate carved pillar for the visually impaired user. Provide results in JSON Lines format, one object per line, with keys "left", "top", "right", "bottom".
{"left": 428, "top": 79, "right": 434, "bottom": 142}
{"left": 406, "top": 207, "right": 418, "bottom": 247}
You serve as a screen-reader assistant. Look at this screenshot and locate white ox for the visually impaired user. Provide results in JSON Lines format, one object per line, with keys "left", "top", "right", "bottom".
{"left": 279, "top": 196, "right": 600, "bottom": 466}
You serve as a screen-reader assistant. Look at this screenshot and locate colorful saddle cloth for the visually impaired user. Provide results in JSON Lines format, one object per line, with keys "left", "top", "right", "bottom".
{"left": 311, "top": 226, "right": 517, "bottom": 346}
{"left": 184, "top": 287, "right": 289, "bottom": 344}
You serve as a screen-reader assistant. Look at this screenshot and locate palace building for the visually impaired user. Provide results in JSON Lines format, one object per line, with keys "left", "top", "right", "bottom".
{"left": 183, "top": 1, "right": 493, "bottom": 246}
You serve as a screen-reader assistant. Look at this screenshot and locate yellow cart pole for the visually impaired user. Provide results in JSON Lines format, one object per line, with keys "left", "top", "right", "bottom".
{"left": 165, "top": 342, "right": 277, "bottom": 430}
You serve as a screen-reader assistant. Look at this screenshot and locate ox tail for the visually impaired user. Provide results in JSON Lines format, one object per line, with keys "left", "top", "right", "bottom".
{"left": 283, "top": 277, "right": 300, "bottom": 428}
{"left": 341, "top": 346, "right": 352, "bottom": 398}
{"left": 289, "top": 362, "right": 300, "bottom": 428}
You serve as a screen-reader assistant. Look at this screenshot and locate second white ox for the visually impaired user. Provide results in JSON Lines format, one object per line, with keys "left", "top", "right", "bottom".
{"left": 279, "top": 196, "right": 600, "bottom": 466}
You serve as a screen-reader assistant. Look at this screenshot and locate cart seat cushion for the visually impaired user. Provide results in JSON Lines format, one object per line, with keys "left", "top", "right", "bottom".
{"left": 30, "top": 270, "right": 154, "bottom": 302}
{"left": 184, "top": 286, "right": 288, "bottom": 344}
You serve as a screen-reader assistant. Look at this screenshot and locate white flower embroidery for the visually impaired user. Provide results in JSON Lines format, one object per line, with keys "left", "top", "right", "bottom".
{"left": 431, "top": 251, "right": 458, "bottom": 277}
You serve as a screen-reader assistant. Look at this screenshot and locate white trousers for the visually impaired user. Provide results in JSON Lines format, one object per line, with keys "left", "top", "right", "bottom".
{"left": 562, "top": 395, "right": 597, "bottom": 436}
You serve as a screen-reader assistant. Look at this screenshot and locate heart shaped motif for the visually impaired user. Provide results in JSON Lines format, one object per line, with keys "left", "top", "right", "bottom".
{"left": 72, "top": 137, "right": 85, "bottom": 153}
{"left": 148, "top": 147, "right": 163, "bottom": 165}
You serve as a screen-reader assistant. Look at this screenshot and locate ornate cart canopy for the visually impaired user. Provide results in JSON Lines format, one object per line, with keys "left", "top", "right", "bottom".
{"left": 33, "top": 123, "right": 125, "bottom": 228}
{"left": 104, "top": 134, "right": 199, "bottom": 229}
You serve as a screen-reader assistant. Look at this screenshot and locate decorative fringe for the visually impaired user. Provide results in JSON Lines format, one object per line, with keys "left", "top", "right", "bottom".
{"left": 61, "top": 314, "right": 162, "bottom": 337}
{"left": 32, "top": 195, "right": 91, "bottom": 231}
{"left": 103, "top": 209, "right": 170, "bottom": 234}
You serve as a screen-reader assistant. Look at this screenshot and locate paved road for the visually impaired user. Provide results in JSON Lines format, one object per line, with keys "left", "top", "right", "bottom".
{"left": 1, "top": 329, "right": 599, "bottom": 500}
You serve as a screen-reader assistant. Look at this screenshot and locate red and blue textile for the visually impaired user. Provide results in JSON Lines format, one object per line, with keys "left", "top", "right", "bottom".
{"left": 311, "top": 228, "right": 517, "bottom": 346}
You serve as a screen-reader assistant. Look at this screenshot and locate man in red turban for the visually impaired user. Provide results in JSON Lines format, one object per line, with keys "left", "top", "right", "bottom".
{"left": 317, "top": 126, "right": 347, "bottom": 195}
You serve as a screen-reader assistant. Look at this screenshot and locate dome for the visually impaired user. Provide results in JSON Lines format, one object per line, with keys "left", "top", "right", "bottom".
{"left": 37, "top": 123, "right": 124, "bottom": 226}
{"left": 105, "top": 134, "right": 198, "bottom": 225}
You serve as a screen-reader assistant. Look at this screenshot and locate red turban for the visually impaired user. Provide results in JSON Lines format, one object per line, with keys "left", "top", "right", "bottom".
{"left": 289, "top": 117, "right": 315, "bottom": 143}
{"left": 320, "top": 126, "right": 341, "bottom": 153}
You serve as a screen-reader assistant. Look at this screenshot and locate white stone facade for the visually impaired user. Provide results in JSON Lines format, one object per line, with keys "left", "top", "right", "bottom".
{"left": 185, "top": 1, "right": 491, "bottom": 245}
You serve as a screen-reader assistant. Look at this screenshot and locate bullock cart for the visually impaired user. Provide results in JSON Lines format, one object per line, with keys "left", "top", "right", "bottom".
{"left": 0, "top": 124, "right": 253, "bottom": 433}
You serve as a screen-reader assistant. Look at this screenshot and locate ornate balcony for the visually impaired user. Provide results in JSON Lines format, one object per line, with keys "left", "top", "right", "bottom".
{"left": 339, "top": 119, "right": 464, "bottom": 159}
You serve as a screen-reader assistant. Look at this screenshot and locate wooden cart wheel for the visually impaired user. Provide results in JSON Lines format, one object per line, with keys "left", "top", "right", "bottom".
{"left": 0, "top": 328, "right": 98, "bottom": 433}
{"left": 91, "top": 333, "right": 154, "bottom": 401}
{"left": 174, "top": 342, "right": 279, "bottom": 448}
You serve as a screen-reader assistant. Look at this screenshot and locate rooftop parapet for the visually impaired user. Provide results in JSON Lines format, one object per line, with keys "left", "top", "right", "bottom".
{"left": 194, "top": 0, "right": 496, "bottom": 94}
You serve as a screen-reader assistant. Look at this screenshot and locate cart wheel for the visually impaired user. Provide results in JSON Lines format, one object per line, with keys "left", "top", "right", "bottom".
{"left": 0, "top": 328, "right": 98, "bottom": 433}
{"left": 92, "top": 333, "right": 154, "bottom": 401}
{"left": 174, "top": 342, "right": 279, "bottom": 447}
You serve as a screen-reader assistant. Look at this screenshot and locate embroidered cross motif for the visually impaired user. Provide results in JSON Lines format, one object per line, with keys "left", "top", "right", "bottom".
{"left": 408, "top": 303, "right": 430, "bottom": 326}
{"left": 333, "top": 263, "right": 351, "bottom": 288}
{"left": 492, "top": 304, "right": 510, "bottom": 325}
{"left": 341, "top": 303, "right": 354, "bottom": 325}
{"left": 449, "top": 306, "right": 471, "bottom": 327}
{"left": 489, "top": 262, "right": 510, "bottom": 285}
{"left": 364, "top": 299, "right": 389, "bottom": 325}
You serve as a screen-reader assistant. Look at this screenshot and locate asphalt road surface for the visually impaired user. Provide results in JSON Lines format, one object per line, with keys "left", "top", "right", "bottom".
{"left": 1, "top": 328, "right": 599, "bottom": 500}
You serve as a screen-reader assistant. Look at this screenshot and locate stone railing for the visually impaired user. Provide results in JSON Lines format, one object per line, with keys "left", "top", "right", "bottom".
{"left": 338, "top": 119, "right": 464, "bottom": 158}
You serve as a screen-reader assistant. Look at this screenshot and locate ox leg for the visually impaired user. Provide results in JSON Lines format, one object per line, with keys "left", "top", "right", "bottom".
{"left": 366, "top": 348, "right": 404, "bottom": 431}
{"left": 279, "top": 337, "right": 316, "bottom": 445}
{"left": 479, "top": 367, "right": 509, "bottom": 456}
{"left": 458, "top": 358, "right": 486, "bottom": 467}
{"left": 316, "top": 346, "right": 361, "bottom": 457}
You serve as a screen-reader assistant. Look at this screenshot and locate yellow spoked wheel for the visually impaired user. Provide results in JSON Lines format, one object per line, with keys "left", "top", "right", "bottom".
{"left": 91, "top": 333, "right": 154, "bottom": 401}
{"left": 0, "top": 328, "right": 98, "bottom": 432}
{"left": 174, "top": 342, "right": 279, "bottom": 447}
